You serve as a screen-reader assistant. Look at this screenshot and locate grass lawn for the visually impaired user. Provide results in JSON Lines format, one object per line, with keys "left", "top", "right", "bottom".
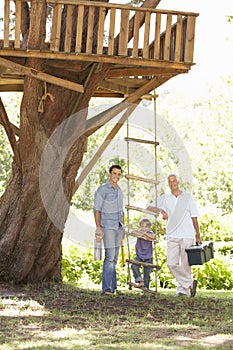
{"left": 0, "top": 282, "right": 232, "bottom": 350}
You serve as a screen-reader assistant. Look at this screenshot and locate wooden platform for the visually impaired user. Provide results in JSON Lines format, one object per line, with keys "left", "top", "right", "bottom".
{"left": 0, "top": 0, "right": 198, "bottom": 95}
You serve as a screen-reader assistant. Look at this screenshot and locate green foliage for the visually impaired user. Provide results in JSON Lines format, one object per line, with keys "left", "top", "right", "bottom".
{"left": 0, "top": 92, "right": 21, "bottom": 194}
{"left": 0, "top": 126, "right": 13, "bottom": 194}
{"left": 199, "top": 212, "right": 232, "bottom": 242}
{"left": 218, "top": 242, "right": 233, "bottom": 257}
{"left": 62, "top": 244, "right": 102, "bottom": 286}
{"left": 197, "top": 258, "right": 233, "bottom": 290}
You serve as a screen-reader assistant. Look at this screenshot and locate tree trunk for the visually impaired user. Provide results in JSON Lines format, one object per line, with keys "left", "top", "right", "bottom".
{"left": 0, "top": 0, "right": 161, "bottom": 284}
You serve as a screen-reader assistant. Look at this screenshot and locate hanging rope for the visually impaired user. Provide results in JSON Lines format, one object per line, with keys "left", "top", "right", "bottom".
{"left": 38, "top": 81, "right": 55, "bottom": 113}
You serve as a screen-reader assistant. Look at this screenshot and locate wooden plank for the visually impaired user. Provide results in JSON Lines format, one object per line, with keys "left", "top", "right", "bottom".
{"left": 64, "top": 5, "right": 74, "bottom": 52}
{"left": 154, "top": 12, "right": 161, "bottom": 59}
{"left": 4, "top": 0, "right": 10, "bottom": 48}
{"left": 75, "top": 4, "right": 84, "bottom": 52}
{"left": 118, "top": 9, "right": 130, "bottom": 56}
{"left": 125, "top": 137, "right": 159, "bottom": 146}
{"left": 164, "top": 13, "right": 172, "bottom": 60}
{"left": 47, "top": 0, "right": 199, "bottom": 17}
{"left": 128, "top": 282, "right": 158, "bottom": 294}
{"left": 0, "top": 49, "right": 192, "bottom": 71}
{"left": 174, "top": 14, "right": 182, "bottom": 62}
{"left": 97, "top": 7, "right": 106, "bottom": 55}
{"left": 184, "top": 15, "right": 196, "bottom": 63}
{"left": 86, "top": 6, "right": 95, "bottom": 54}
{"left": 125, "top": 205, "right": 159, "bottom": 216}
{"left": 0, "top": 57, "right": 84, "bottom": 93}
{"left": 108, "top": 8, "right": 116, "bottom": 55}
{"left": 14, "top": 0, "right": 22, "bottom": 49}
{"left": 50, "top": 4, "right": 62, "bottom": 51}
{"left": 126, "top": 259, "right": 160, "bottom": 269}
{"left": 125, "top": 174, "right": 159, "bottom": 185}
{"left": 132, "top": 10, "right": 140, "bottom": 58}
{"left": 143, "top": 11, "right": 150, "bottom": 59}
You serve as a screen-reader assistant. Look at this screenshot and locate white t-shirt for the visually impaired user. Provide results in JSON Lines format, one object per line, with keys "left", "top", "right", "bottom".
{"left": 157, "top": 191, "right": 199, "bottom": 239}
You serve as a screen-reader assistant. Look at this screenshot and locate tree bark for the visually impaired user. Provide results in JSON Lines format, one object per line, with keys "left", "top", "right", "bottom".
{"left": 0, "top": 0, "right": 161, "bottom": 283}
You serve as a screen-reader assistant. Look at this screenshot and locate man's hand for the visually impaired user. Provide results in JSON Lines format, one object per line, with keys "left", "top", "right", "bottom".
{"left": 160, "top": 209, "right": 168, "bottom": 220}
{"left": 95, "top": 227, "right": 104, "bottom": 242}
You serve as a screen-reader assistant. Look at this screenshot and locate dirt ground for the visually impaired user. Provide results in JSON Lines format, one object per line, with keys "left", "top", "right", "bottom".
{"left": 0, "top": 281, "right": 233, "bottom": 349}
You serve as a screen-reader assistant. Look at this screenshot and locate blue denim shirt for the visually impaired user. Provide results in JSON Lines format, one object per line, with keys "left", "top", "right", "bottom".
{"left": 94, "top": 181, "right": 124, "bottom": 229}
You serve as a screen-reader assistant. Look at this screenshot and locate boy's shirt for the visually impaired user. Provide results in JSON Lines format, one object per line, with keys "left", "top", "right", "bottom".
{"left": 135, "top": 231, "right": 154, "bottom": 260}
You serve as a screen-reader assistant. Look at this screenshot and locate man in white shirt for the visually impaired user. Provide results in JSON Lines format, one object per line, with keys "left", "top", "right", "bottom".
{"left": 147, "top": 174, "right": 201, "bottom": 297}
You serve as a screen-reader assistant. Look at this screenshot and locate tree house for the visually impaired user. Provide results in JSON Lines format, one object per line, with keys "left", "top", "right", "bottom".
{"left": 0, "top": 0, "right": 198, "bottom": 97}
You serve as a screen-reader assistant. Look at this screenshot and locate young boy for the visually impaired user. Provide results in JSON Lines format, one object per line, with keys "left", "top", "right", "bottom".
{"left": 131, "top": 218, "right": 155, "bottom": 289}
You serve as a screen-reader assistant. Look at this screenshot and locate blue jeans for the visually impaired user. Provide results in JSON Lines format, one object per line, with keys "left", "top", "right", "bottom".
{"left": 131, "top": 256, "right": 153, "bottom": 289}
{"left": 102, "top": 228, "right": 122, "bottom": 292}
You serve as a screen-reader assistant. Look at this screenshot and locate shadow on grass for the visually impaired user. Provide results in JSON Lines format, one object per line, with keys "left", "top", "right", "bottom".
{"left": 0, "top": 282, "right": 232, "bottom": 350}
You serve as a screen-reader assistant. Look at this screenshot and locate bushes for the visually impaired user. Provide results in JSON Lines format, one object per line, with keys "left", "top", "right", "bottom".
{"left": 62, "top": 239, "right": 233, "bottom": 291}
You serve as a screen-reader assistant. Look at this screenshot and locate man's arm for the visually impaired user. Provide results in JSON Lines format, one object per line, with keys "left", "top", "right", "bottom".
{"left": 94, "top": 210, "right": 101, "bottom": 227}
{"left": 146, "top": 206, "right": 168, "bottom": 220}
{"left": 192, "top": 217, "right": 201, "bottom": 244}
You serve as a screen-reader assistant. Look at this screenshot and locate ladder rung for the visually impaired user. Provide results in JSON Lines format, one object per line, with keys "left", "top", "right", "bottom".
{"left": 128, "top": 282, "right": 157, "bottom": 294}
{"left": 126, "top": 259, "right": 161, "bottom": 270}
{"left": 125, "top": 137, "right": 159, "bottom": 146}
{"left": 125, "top": 174, "right": 159, "bottom": 185}
{"left": 125, "top": 205, "right": 159, "bottom": 216}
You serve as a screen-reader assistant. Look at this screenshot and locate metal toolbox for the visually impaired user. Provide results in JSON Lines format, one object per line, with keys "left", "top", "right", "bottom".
{"left": 185, "top": 241, "right": 214, "bottom": 266}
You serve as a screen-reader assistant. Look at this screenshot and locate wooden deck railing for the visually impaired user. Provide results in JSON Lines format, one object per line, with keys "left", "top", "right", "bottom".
{"left": 0, "top": 0, "right": 198, "bottom": 64}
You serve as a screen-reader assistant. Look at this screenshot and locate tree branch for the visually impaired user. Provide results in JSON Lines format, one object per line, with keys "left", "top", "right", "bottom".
{"left": 0, "top": 98, "right": 21, "bottom": 169}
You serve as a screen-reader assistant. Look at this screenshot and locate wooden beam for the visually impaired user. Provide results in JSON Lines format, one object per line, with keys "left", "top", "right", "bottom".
{"left": 0, "top": 97, "right": 21, "bottom": 169}
{"left": 0, "top": 57, "right": 84, "bottom": 93}
{"left": 0, "top": 49, "right": 194, "bottom": 71}
{"left": 73, "top": 102, "right": 139, "bottom": 193}
{"left": 86, "top": 74, "right": 171, "bottom": 136}
{"left": 98, "top": 80, "right": 136, "bottom": 95}
{"left": 106, "top": 67, "right": 188, "bottom": 77}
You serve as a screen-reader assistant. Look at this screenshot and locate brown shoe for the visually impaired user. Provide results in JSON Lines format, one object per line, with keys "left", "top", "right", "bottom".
{"left": 139, "top": 281, "right": 145, "bottom": 287}
{"left": 190, "top": 280, "right": 198, "bottom": 298}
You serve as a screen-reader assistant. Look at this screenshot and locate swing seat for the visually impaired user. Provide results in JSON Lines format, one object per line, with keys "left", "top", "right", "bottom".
{"left": 126, "top": 258, "right": 161, "bottom": 270}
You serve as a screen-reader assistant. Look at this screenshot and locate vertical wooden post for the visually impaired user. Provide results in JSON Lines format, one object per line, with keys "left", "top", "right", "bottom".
{"left": 4, "top": 0, "right": 10, "bottom": 48}
{"left": 108, "top": 8, "right": 116, "bottom": 55}
{"left": 143, "top": 11, "right": 151, "bottom": 59}
{"left": 164, "top": 13, "right": 172, "bottom": 61}
{"left": 154, "top": 12, "right": 161, "bottom": 60}
{"left": 118, "top": 9, "right": 130, "bottom": 56}
{"left": 184, "top": 16, "right": 196, "bottom": 63}
{"left": 14, "top": 0, "right": 22, "bottom": 48}
{"left": 64, "top": 5, "right": 74, "bottom": 52}
{"left": 97, "top": 6, "right": 106, "bottom": 55}
{"left": 132, "top": 10, "right": 140, "bottom": 58}
{"left": 86, "top": 6, "right": 95, "bottom": 54}
{"left": 75, "top": 4, "right": 84, "bottom": 52}
{"left": 174, "top": 14, "right": 182, "bottom": 62}
{"left": 50, "top": 4, "right": 62, "bottom": 51}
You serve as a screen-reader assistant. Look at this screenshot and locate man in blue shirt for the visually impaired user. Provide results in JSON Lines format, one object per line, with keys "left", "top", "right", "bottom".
{"left": 94, "top": 165, "right": 125, "bottom": 294}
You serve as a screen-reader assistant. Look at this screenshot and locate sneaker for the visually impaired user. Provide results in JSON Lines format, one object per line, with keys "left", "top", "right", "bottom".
{"left": 103, "top": 290, "right": 115, "bottom": 295}
{"left": 190, "top": 280, "right": 198, "bottom": 298}
{"left": 177, "top": 292, "right": 188, "bottom": 297}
